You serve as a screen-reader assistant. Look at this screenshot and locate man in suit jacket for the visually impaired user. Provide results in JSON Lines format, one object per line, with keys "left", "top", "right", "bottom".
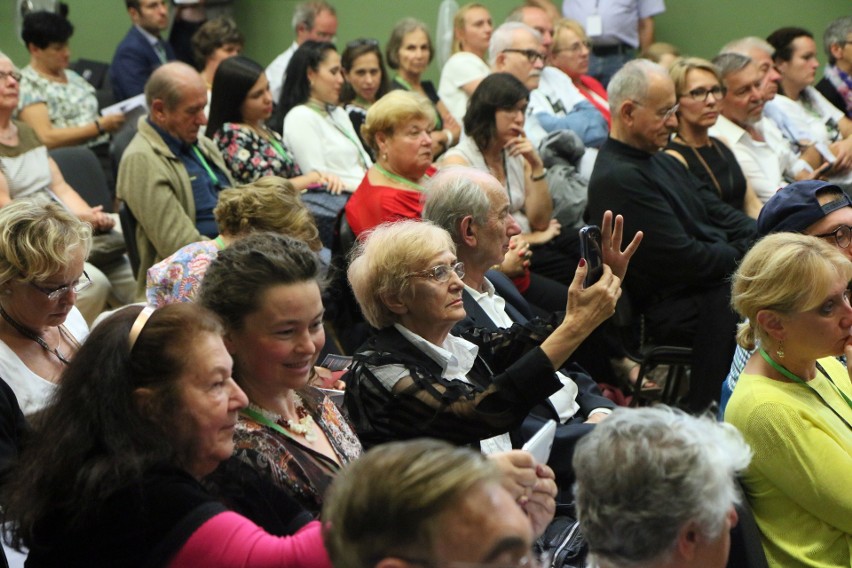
{"left": 111, "top": 0, "right": 175, "bottom": 101}
{"left": 422, "top": 166, "right": 642, "bottom": 489}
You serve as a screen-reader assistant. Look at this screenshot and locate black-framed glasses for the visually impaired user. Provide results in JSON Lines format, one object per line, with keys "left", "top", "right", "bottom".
{"left": 29, "top": 271, "right": 92, "bottom": 301}
{"left": 407, "top": 262, "right": 465, "bottom": 283}
{"left": 632, "top": 100, "right": 679, "bottom": 121}
{"left": 814, "top": 225, "right": 852, "bottom": 249}
{"left": 502, "top": 49, "right": 545, "bottom": 63}
{"left": 346, "top": 38, "right": 380, "bottom": 49}
{"left": 682, "top": 85, "right": 726, "bottom": 102}
{"left": 0, "top": 70, "right": 22, "bottom": 82}
{"left": 552, "top": 40, "right": 591, "bottom": 54}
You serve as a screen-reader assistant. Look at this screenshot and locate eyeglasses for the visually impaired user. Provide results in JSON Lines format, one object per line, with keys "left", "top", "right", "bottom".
{"left": 0, "top": 70, "right": 22, "bottom": 82}
{"left": 29, "top": 271, "right": 92, "bottom": 301}
{"left": 813, "top": 225, "right": 852, "bottom": 249}
{"left": 632, "top": 100, "right": 680, "bottom": 121}
{"left": 502, "top": 49, "right": 545, "bottom": 63}
{"left": 346, "top": 38, "right": 380, "bottom": 49}
{"left": 552, "top": 40, "right": 591, "bottom": 54}
{"left": 407, "top": 262, "right": 465, "bottom": 283}
{"left": 682, "top": 85, "right": 726, "bottom": 102}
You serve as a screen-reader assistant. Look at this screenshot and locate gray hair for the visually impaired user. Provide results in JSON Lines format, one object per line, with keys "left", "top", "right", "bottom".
{"left": 291, "top": 0, "right": 336, "bottom": 33}
{"left": 824, "top": 17, "right": 852, "bottom": 64}
{"left": 712, "top": 52, "right": 753, "bottom": 81}
{"left": 422, "top": 167, "right": 493, "bottom": 243}
{"left": 573, "top": 406, "right": 751, "bottom": 568}
{"left": 145, "top": 61, "right": 200, "bottom": 110}
{"left": 607, "top": 59, "right": 667, "bottom": 113}
{"left": 720, "top": 36, "right": 774, "bottom": 58}
{"left": 489, "top": 22, "right": 540, "bottom": 67}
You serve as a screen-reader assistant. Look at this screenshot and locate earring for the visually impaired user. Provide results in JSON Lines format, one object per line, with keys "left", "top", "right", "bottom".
{"left": 382, "top": 152, "right": 388, "bottom": 161}
{"left": 776, "top": 342, "right": 785, "bottom": 359}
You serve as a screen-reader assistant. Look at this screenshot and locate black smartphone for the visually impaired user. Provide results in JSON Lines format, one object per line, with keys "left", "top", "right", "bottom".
{"left": 579, "top": 225, "right": 603, "bottom": 288}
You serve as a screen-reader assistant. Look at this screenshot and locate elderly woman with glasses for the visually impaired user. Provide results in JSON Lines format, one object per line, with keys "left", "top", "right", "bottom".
{"left": 0, "top": 199, "right": 92, "bottom": 416}
{"left": 666, "top": 57, "right": 762, "bottom": 217}
{"left": 344, "top": 219, "right": 622, "bottom": 456}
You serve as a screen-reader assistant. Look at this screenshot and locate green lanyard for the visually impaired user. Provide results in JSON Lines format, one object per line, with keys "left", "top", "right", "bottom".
{"left": 374, "top": 163, "right": 424, "bottom": 191}
{"left": 267, "top": 136, "right": 290, "bottom": 160}
{"left": 393, "top": 75, "right": 442, "bottom": 130}
{"left": 240, "top": 406, "right": 301, "bottom": 443}
{"left": 191, "top": 145, "right": 221, "bottom": 186}
{"left": 758, "top": 348, "right": 852, "bottom": 412}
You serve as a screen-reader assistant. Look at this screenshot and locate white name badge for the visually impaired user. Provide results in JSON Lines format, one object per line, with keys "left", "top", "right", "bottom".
{"left": 586, "top": 14, "right": 603, "bottom": 37}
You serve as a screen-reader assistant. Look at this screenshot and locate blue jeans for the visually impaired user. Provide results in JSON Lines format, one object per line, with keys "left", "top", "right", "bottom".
{"left": 588, "top": 51, "right": 633, "bottom": 88}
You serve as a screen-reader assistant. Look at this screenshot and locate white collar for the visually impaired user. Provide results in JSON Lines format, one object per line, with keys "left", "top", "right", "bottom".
{"left": 393, "top": 323, "right": 478, "bottom": 380}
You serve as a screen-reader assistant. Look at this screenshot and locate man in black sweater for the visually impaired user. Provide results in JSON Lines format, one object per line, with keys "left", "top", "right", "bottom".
{"left": 587, "top": 59, "right": 757, "bottom": 412}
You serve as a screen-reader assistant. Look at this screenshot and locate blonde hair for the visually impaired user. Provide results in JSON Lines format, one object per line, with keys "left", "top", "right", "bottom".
{"left": 668, "top": 57, "right": 720, "bottom": 98}
{"left": 360, "top": 90, "right": 436, "bottom": 153}
{"left": 452, "top": 3, "right": 489, "bottom": 54}
{"left": 553, "top": 18, "right": 588, "bottom": 48}
{"left": 214, "top": 177, "right": 322, "bottom": 252}
{"left": 0, "top": 198, "right": 92, "bottom": 287}
{"left": 731, "top": 233, "right": 852, "bottom": 349}
{"left": 347, "top": 220, "right": 455, "bottom": 329}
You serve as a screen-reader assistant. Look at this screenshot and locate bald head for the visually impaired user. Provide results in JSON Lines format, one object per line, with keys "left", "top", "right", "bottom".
{"left": 506, "top": 6, "right": 554, "bottom": 54}
{"left": 145, "top": 62, "right": 208, "bottom": 143}
{"left": 608, "top": 59, "right": 677, "bottom": 154}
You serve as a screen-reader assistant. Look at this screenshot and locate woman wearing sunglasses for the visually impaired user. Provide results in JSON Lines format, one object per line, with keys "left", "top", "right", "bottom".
{"left": 665, "top": 57, "right": 762, "bottom": 217}
{"left": 0, "top": 199, "right": 92, "bottom": 416}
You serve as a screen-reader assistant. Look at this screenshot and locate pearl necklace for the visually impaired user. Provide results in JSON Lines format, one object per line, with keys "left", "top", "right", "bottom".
{"left": 247, "top": 395, "right": 318, "bottom": 443}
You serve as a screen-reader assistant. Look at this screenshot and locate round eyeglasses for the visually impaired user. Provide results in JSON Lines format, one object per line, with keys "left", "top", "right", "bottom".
{"left": 814, "top": 224, "right": 852, "bottom": 249}
{"left": 29, "top": 271, "right": 92, "bottom": 301}
{"left": 407, "top": 262, "right": 465, "bottom": 283}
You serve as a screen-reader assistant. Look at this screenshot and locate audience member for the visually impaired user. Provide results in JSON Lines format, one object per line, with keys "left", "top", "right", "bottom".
{"left": 765, "top": 27, "right": 852, "bottom": 176}
{"left": 0, "top": 200, "right": 90, "bottom": 416}
{"left": 587, "top": 59, "right": 756, "bottom": 412}
{"left": 344, "top": 90, "right": 436, "bottom": 237}
{"left": 665, "top": 57, "right": 762, "bottom": 216}
{"left": 711, "top": 52, "right": 822, "bottom": 204}
{"left": 817, "top": 16, "right": 852, "bottom": 118}
{"left": 643, "top": 41, "right": 681, "bottom": 69}
{"left": 574, "top": 406, "right": 751, "bottom": 568}
{"left": 18, "top": 11, "right": 125, "bottom": 150}
{"left": 208, "top": 56, "right": 342, "bottom": 191}
{"left": 146, "top": 177, "right": 324, "bottom": 307}
{"left": 720, "top": 180, "right": 852, "bottom": 414}
{"left": 280, "top": 41, "right": 372, "bottom": 192}
{"left": 386, "top": 18, "right": 460, "bottom": 158}
{"left": 489, "top": 22, "right": 546, "bottom": 91}
{"left": 527, "top": 18, "right": 610, "bottom": 149}
{"left": 438, "top": 3, "right": 493, "bottom": 123}
{"left": 344, "top": 219, "right": 621, "bottom": 490}
{"left": 561, "top": 0, "right": 665, "bottom": 86}
{"left": 200, "top": 233, "right": 361, "bottom": 516}
{"left": 423, "top": 167, "right": 644, "bottom": 485}
{"left": 111, "top": 0, "right": 175, "bottom": 101}
{"left": 506, "top": 4, "right": 555, "bottom": 58}
{"left": 117, "top": 62, "right": 232, "bottom": 299}
{"left": 442, "top": 73, "right": 576, "bottom": 286}
{"left": 340, "top": 38, "right": 390, "bottom": 157}
{"left": 191, "top": 16, "right": 243, "bottom": 88}
{"left": 0, "top": 53, "right": 135, "bottom": 323}
{"left": 726, "top": 232, "right": 852, "bottom": 567}
{"left": 719, "top": 36, "right": 782, "bottom": 104}
{"left": 266, "top": 1, "right": 337, "bottom": 103}
{"left": 323, "top": 440, "right": 554, "bottom": 568}
{"left": 1, "top": 303, "right": 331, "bottom": 567}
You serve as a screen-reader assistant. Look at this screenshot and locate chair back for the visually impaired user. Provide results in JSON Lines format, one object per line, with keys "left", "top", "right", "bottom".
{"left": 727, "top": 481, "right": 769, "bottom": 568}
{"left": 49, "top": 146, "right": 113, "bottom": 212}
{"left": 118, "top": 201, "right": 140, "bottom": 276}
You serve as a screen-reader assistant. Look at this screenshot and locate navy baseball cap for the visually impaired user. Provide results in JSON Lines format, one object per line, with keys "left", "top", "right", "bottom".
{"left": 756, "top": 180, "right": 852, "bottom": 236}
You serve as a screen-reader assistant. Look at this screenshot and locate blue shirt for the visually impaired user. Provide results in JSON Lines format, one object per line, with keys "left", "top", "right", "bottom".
{"left": 148, "top": 119, "right": 229, "bottom": 238}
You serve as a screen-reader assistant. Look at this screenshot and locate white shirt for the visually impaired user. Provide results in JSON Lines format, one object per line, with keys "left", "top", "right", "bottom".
{"left": 282, "top": 104, "right": 372, "bottom": 190}
{"left": 266, "top": 42, "right": 298, "bottom": 103}
{"left": 438, "top": 52, "right": 490, "bottom": 124}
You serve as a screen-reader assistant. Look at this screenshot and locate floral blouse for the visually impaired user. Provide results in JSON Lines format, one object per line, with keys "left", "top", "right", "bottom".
{"left": 230, "top": 386, "right": 362, "bottom": 515}
{"left": 213, "top": 122, "right": 302, "bottom": 184}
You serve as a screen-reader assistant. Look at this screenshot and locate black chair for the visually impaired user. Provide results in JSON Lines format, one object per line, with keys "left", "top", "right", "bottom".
{"left": 611, "top": 290, "right": 693, "bottom": 408}
{"left": 48, "top": 146, "right": 113, "bottom": 212}
{"left": 118, "top": 201, "right": 140, "bottom": 277}
{"left": 110, "top": 123, "right": 138, "bottom": 184}
{"left": 727, "top": 481, "right": 769, "bottom": 568}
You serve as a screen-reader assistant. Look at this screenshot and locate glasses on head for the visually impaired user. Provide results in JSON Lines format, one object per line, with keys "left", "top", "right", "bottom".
{"left": 0, "top": 70, "right": 22, "bottom": 83}
{"left": 633, "top": 100, "right": 679, "bottom": 121}
{"left": 553, "top": 40, "right": 591, "bottom": 54}
{"left": 814, "top": 225, "right": 852, "bottom": 249}
{"left": 29, "top": 271, "right": 92, "bottom": 301}
{"left": 682, "top": 85, "right": 726, "bottom": 102}
{"left": 407, "top": 262, "right": 465, "bottom": 283}
{"left": 502, "top": 49, "right": 545, "bottom": 63}
{"left": 346, "top": 38, "right": 380, "bottom": 49}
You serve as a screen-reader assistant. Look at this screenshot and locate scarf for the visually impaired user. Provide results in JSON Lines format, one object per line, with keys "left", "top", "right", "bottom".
{"left": 824, "top": 64, "right": 852, "bottom": 115}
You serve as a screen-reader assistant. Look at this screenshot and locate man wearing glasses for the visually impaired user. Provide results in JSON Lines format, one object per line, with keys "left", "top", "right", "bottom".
{"left": 489, "top": 22, "right": 546, "bottom": 91}
{"left": 587, "top": 59, "right": 756, "bottom": 414}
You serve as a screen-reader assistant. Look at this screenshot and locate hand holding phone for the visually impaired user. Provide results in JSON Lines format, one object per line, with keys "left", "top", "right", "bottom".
{"left": 579, "top": 225, "right": 604, "bottom": 288}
